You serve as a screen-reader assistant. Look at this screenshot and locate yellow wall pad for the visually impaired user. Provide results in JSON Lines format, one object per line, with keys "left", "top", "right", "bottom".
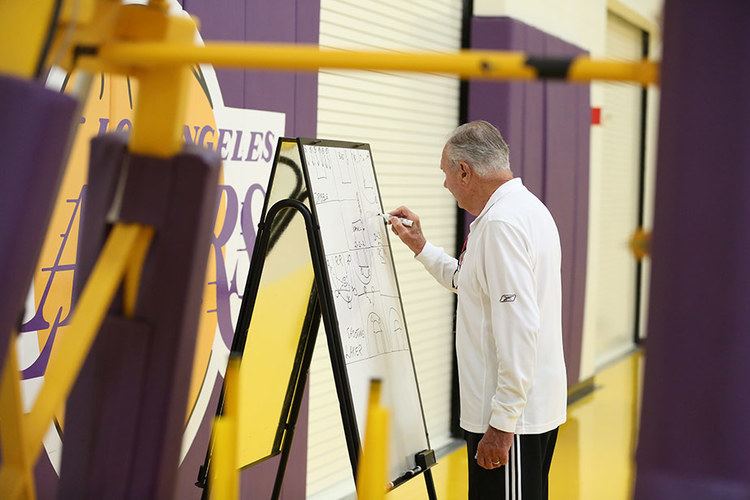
{"left": 81, "top": 42, "right": 659, "bottom": 86}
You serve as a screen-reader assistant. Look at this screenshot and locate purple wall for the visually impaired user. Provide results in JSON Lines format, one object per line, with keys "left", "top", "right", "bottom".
{"left": 635, "top": 1, "right": 750, "bottom": 498}
{"left": 466, "top": 17, "right": 589, "bottom": 386}
{"left": 183, "top": 0, "right": 319, "bottom": 137}
{"left": 543, "top": 35, "right": 589, "bottom": 390}
{"left": 179, "top": 1, "right": 319, "bottom": 498}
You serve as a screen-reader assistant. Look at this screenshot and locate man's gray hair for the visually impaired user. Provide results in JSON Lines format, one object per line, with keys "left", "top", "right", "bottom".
{"left": 445, "top": 120, "right": 511, "bottom": 176}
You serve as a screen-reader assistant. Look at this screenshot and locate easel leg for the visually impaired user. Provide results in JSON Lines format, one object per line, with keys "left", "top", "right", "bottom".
{"left": 199, "top": 203, "right": 321, "bottom": 499}
{"left": 424, "top": 468, "right": 438, "bottom": 500}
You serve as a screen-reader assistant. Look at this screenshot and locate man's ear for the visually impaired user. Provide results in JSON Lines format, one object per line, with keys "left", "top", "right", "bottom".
{"left": 458, "top": 161, "right": 472, "bottom": 183}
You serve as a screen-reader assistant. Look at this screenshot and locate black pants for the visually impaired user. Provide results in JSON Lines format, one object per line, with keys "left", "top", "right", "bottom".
{"left": 464, "top": 428, "right": 558, "bottom": 500}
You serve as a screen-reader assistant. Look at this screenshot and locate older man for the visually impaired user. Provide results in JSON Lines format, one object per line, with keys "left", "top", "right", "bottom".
{"left": 389, "top": 120, "right": 566, "bottom": 500}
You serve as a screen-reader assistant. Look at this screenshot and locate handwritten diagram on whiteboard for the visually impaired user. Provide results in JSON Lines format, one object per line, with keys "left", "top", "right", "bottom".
{"left": 304, "top": 145, "right": 409, "bottom": 365}
{"left": 303, "top": 142, "right": 429, "bottom": 481}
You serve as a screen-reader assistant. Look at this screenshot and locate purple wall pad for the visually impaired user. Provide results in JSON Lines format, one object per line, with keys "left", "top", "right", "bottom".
{"left": 521, "top": 25, "right": 546, "bottom": 199}
{"left": 0, "top": 76, "right": 76, "bottom": 373}
{"left": 543, "top": 36, "right": 586, "bottom": 387}
{"left": 56, "top": 134, "right": 137, "bottom": 497}
{"left": 468, "top": 18, "right": 527, "bottom": 180}
{"left": 634, "top": 2, "right": 750, "bottom": 498}
{"left": 184, "top": 0, "right": 319, "bottom": 137}
{"left": 58, "top": 133, "right": 221, "bottom": 499}
{"left": 177, "top": 1, "right": 319, "bottom": 497}
{"left": 33, "top": 451, "right": 60, "bottom": 500}
{"left": 571, "top": 82, "right": 589, "bottom": 386}
{"left": 467, "top": 17, "right": 589, "bottom": 385}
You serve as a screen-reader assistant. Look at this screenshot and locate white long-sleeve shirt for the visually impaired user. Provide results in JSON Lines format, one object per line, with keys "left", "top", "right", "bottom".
{"left": 416, "top": 178, "right": 567, "bottom": 434}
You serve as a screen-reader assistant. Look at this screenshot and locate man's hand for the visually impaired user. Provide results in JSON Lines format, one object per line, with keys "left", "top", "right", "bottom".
{"left": 476, "top": 426, "right": 514, "bottom": 470}
{"left": 388, "top": 206, "right": 426, "bottom": 256}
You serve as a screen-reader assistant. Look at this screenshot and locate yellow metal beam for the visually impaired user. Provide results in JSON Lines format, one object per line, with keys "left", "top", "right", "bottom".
{"left": 0, "top": 341, "right": 36, "bottom": 500}
{"left": 81, "top": 42, "right": 659, "bottom": 85}
{"left": 19, "top": 224, "right": 150, "bottom": 470}
{"left": 124, "top": 227, "right": 155, "bottom": 317}
{"left": 210, "top": 356, "right": 240, "bottom": 500}
{"left": 0, "top": 0, "right": 59, "bottom": 79}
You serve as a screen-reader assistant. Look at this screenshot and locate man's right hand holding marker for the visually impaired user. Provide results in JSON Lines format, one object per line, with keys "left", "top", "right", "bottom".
{"left": 388, "top": 206, "right": 426, "bottom": 256}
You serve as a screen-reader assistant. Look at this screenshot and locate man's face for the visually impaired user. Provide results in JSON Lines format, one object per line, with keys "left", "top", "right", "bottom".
{"left": 440, "top": 146, "right": 466, "bottom": 209}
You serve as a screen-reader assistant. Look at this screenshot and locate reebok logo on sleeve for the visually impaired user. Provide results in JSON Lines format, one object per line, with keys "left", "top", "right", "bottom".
{"left": 499, "top": 294, "right": 517, "bottom": 303}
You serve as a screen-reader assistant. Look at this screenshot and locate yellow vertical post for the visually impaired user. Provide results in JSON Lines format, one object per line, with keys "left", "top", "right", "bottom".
{"left": 0, "top": 343, "right": 36, "bottom": 500}
{"left": 357, "top": 379, "right": 389, "bottom": 500}
{"left": 129, "top": 64, "right": 190, "bottom": 157}
{"left": 115, "top": 5, "right": 197, "bottom": 158}
{"left": 210, "top": 356, "right": 241, "bottom": 500}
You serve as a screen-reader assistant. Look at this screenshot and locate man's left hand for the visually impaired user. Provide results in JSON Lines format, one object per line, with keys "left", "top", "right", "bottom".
{"left": 476, "top": 426, "right": 513, "bottom": 470}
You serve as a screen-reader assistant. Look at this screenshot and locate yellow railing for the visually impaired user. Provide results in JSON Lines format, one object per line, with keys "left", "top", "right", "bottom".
{"left": 80, "top": 42, "right": 659, "bottom": 86}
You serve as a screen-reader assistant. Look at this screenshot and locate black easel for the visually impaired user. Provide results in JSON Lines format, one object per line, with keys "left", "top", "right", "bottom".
{"left": 196, "top": 139, "right": 438, "bottom": 500}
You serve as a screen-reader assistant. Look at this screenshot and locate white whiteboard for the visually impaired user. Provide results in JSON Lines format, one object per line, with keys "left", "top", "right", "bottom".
{"left": 302, "top": 143, "right": 430, "bottom": 483}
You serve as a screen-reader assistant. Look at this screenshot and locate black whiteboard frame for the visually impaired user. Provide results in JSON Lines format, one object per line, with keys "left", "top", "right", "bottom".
{"left": 296, "top": 138, "right": 364, "bottom": 476}
{"left": 297, "top": 137, "right": 434, "bottom": 488}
